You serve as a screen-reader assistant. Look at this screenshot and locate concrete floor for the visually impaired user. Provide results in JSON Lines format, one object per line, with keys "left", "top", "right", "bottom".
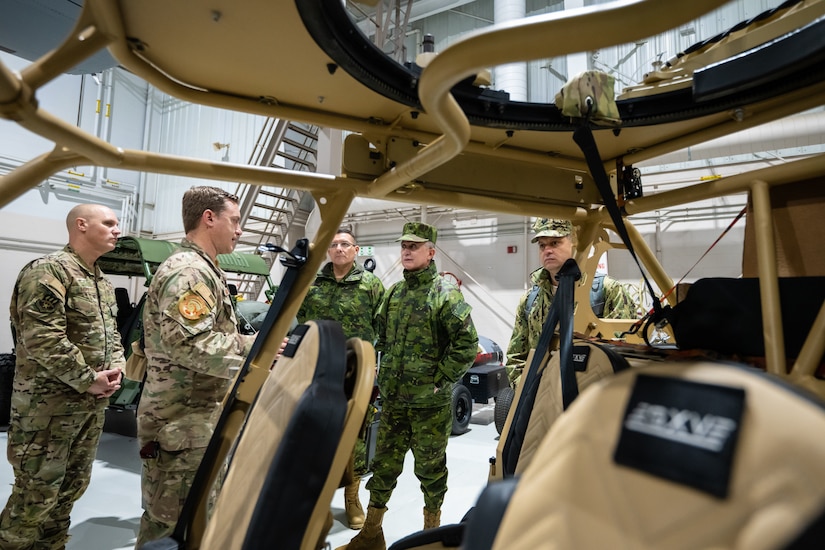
{"left": 0, "top": 404, "right": 499, "bottom": 549}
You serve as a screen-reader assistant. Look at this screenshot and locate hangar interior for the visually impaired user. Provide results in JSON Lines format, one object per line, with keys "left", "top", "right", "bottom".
{"left": 1, "top": 0, "right": 824, "bottom": 548}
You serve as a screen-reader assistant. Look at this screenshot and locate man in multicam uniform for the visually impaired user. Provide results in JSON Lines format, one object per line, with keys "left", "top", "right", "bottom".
{"left": 506, "top": 218, "right": 637, "bottom": 385}
{"left": 135, "top": 186, "right": 255, "bottom": 547}
{"left": 297, "top": 227, "right": 384, "bottom": 530}
{"left": 339, "top": 222, "right": 478, "bottom": 550}
{"left": 0, "top": 204, "right": 125, "bottom": 549}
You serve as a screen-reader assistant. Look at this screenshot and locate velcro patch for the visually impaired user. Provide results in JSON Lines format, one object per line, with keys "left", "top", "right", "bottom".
{"left": 36, "top": 273, "right": 66, "bottom": 312}
{"left": 613, "top": 374, "right": 745, "bottom": 498}
{"left": 192, "top": 281, "right": 216, "bottom": 308}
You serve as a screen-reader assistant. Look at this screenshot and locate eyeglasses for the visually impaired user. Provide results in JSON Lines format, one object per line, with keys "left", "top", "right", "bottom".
{"left": 329, "top": 242, "right": 355, "bottom": 250}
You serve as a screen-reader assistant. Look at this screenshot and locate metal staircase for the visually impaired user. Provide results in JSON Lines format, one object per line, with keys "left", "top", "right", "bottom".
{"left": 229, "top": 119, "right": 319, "bottom": 301}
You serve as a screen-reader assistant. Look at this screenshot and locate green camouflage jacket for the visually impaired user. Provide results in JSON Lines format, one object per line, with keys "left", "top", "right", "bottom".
{"left": 297, "top": 262, "right": 384, "bottom": 343}
{"left": 137, "top": 239, "right": 254, "bottom": 451}
{"left": 9, "top": 246, "right": 126, "bottom": 416}
{"left": 505, "top": 267, "right": 637, "bottom": 379}
{"left": 376, "top": 261, "right": 477, "bottom": 408}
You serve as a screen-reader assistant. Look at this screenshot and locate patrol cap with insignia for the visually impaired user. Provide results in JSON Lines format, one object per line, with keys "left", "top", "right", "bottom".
{"left": 396, "top": 222, "right": 437, "bottom": 244}
{"left": 531, "top": 218, "right": 573, "bottom": 243}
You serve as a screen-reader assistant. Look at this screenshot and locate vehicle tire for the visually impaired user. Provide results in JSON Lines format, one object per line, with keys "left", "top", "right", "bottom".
{"left": 0, "top": 353, "right": 15, "bottom": 427}
{"left": 451, "top": 384, "right": 472, "bottom": 435}
{"left": 494, "top": 386, "right": 515, "bottom": 435}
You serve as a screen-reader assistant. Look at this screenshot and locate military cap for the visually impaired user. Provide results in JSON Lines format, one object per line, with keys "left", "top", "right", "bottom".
{"left": 531, "top": 218, "right": 572, "bottom": 243}
{"left": 397, "top": 222, "right": 437, "bottom": 244}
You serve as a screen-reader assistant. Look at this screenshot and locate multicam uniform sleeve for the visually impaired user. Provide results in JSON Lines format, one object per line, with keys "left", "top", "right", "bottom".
{"left": 602, "top": 277, "right": 639, "bottom": 319}
{"left": 101, "top": 277, "right": 128, "bottom": 370}
{"left": 505, "top": 291, "right": 530, "bottom": 378}
{"left": 13, "top": 262, "right": 98, "bottom": 393}
{"left": 155, "top": 266, "right": 249, "bottom": 378}
{"left": 435, "top": 290, "right": 478, "bottom": 387}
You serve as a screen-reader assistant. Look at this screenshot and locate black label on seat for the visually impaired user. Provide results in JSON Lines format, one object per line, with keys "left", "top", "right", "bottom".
{"left": 613, "top": 374, "right": 745, "bottom": 498}
{"left": 572, "top": 345, "right": 590, "bottom": 372}
{"left": 282, "top": 323, "right": 310, "bottom": 358}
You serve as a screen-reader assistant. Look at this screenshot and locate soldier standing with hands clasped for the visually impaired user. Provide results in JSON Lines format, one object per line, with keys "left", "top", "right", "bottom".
{"left": 0, "top": 204, "right": 125, "bottom": 549}
{"left": 338, "top": 222, "right": 478, "bottom": 550}
{"left": 135, "top": 186, "right": 256, "bottom": 547}
{"left": 297, "top": 228, "right": 384, "bottom": 530}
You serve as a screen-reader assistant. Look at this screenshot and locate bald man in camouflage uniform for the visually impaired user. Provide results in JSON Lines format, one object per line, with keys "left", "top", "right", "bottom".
{"left": 0, "top": 204, "right": 125, "bottom": 550}
{"left": 297, "top": 228, "right": 384, "bottom": 530}
{"left": 339, "top": 222, "right": 477, "bottom": 550}
{"left": 506, "top": 218, "right": 637, "bottom": 385}
{"left": 135, "top": 187, "right": 255, "bottom": 547}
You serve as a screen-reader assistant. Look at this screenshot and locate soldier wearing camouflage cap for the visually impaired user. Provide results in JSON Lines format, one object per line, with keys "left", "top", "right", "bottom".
{"left": 298, "top": 227, "right": 384, "bottom": 529}
{"left": 339, "top": 222, "right": 478, "bottom": 550}
{"left": 1, "top": 204, "right": 125, "bottom": 549}
{"left": 505, "top": 218, "right": 637, "bottom": 385}
{"left": 135, "top": 186, "right": 256, "bottom": 547}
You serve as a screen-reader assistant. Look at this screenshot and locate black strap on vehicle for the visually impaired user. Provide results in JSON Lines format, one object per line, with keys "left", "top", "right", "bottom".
{"left": 572, "top": 122, "right": 671, "bottom": 344}
{"left": 173, "top": 238, "right": 309, "bottom": 543}
{"left": 556, "top": 260, "right": 582, "bottom": 410}
{"left": 501, "top": 258, "right": 580, "bottom": 478}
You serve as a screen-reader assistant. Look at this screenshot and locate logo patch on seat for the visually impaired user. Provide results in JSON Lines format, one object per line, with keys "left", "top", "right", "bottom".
{"left": 613, "top": 374, "right": 745, "bottom": 498}
{"left": 282, "top": 324, "right": 310, "bottom": 358}
{"left": 572, "top": 345, "right": 590, "bottom": 371}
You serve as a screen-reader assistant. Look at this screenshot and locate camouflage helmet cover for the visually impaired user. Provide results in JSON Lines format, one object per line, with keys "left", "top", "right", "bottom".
{"left": 531, "top": 218, "right": 573, "bottom": 243}
{"left": 396, "top": 222, "right": 438, "bottom": 244}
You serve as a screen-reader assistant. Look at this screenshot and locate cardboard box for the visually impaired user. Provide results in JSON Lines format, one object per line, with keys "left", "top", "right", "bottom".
{"left": 742, "top": 178, "right": 825, "bottom": 277}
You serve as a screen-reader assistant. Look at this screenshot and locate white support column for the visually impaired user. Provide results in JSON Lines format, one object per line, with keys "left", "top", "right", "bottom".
{"left": 494, "top": 0, "right": 527, "bottom": 101}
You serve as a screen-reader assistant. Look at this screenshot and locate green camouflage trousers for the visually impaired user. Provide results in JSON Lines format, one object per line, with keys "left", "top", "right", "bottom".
{"left": 0, "top": 409, "right": 105, "bottom": 550}
{"left": 135, "top": 447, "right": 205, "bottom": 548}
{"left": 365, "top": 401, "right": 452, "bottom": 511}
{"left": 352, "top": 424, "right": 368, "bottom": 477}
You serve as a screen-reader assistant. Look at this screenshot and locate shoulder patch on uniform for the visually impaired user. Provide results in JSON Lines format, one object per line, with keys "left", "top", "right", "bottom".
{"left": 178, "top": 290, "right": 211, "bottom": 320}
{"left": 36, "top": 273, "right": 66, "bottom": 313}
{"left": 40, "top": 273, "right": 66, "bottom": 300}
{"left": 192, "top": 281, "right": 216, "bottom": 308}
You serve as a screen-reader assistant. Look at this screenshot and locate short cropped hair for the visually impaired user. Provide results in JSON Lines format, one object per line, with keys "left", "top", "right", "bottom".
{"left": 182, "top": 186, "right": 239, "bottom": 233}
{"left": 335, "top": 228, "right": 356, "bottom": 243}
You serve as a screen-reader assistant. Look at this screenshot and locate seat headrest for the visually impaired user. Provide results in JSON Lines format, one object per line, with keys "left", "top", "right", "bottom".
{"left": 488, "top": 361, "right": 825, "bottom": 550}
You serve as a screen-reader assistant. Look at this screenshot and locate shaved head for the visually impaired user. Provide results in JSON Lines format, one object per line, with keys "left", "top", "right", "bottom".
{"left": 66, "top": 204, "right": 122, "bottom": 266}
{"left": 67, "top": 204, "right": 106, "bottom": 232}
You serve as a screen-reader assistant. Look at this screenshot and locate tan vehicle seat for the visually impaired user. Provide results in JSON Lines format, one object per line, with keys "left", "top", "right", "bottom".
{"left": 143, "top": 319, "right": 374, "bottom": 550}
{"left": 465, "top": 361, "right": 825, "bottom": 550}
{"left": 493, "top": 339, "right": 630, "bottom": 480}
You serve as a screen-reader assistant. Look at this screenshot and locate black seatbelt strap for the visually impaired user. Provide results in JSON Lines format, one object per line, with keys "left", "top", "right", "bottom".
{"left": 501, "top": 258, "right": 580, "bottom": 477}
{"left": 572, "top": 125, "right": 671, "bottom": 339}
{"left": 174, "top": 238, "right": 309, "bottom": 542}
{"left": 555, "top": 259, "right": 582, "bottom": 410}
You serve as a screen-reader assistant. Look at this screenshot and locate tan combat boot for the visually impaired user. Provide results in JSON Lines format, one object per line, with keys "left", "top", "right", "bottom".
{"left": 344, "top": 476, "right": 365, "bottom": 529}
{"left": 423, "top": 507, "right": 441, "bottom": 529}
{"left": 335, "top": 505, "right": 386, "bottom": 550}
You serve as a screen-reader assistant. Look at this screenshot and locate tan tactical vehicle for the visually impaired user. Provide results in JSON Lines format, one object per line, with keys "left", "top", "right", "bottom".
{"left": 2, "top": 1, "right": 824, "bottom": 548}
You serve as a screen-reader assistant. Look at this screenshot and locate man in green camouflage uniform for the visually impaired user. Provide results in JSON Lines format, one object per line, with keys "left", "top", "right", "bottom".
{"left": 297, "top": 228, "right": 384, "bottom": 530}
{"left": 339, "top": 223, "right": 477, "bottom": 550}
{"left": 506, "top": 218, "right": 637, "bottom": 384}
{"left": 135, "top": 186, "right": 255, "bottom": 547}
{"left": 0, "top": 204, "right": 125, "bottom": 549}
